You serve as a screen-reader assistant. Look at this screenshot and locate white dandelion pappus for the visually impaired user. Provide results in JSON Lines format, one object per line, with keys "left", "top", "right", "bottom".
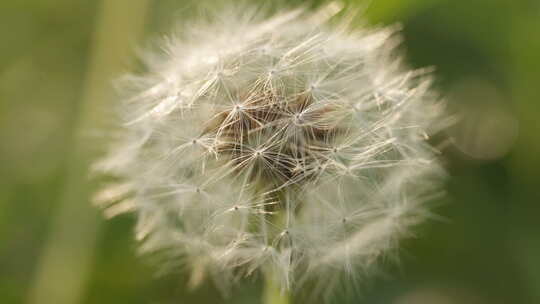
{"left": 94, "top": 4, "right": 448, "bottom": 297}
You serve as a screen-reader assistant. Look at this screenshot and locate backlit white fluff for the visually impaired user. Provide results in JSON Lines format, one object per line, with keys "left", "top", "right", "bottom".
{"left": 94, "top": 4, "right": 447, "bottom": 296}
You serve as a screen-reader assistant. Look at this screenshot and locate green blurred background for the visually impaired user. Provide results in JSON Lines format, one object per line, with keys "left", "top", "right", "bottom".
{"left": 1, "top": 0, "right": 539, "bottom": 303}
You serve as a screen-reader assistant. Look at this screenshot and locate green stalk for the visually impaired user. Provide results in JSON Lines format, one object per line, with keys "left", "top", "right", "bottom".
{"left": 264, "top": 269, "right": 290, "bottom": 304}
{"left": 262, "top": 189, "right": 291, "bottom": 304}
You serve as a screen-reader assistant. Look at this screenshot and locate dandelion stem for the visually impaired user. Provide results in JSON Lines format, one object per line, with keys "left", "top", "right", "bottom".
{"left": 264, "top": 270, "right": 290, "bottom": 304}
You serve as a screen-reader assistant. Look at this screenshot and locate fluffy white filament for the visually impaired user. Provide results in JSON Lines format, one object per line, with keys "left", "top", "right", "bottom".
{"left": 94, "top": 5, "right": 447, "bottom": 295}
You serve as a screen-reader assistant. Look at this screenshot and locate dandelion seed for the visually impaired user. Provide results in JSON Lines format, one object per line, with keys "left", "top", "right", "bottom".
{"left": 95, "top": 3, "right": 448, "bottom": 301}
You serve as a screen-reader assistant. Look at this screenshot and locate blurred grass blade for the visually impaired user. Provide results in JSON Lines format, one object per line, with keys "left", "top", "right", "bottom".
{"left": 26, "top": 1, "right": 150, "bottom": 304}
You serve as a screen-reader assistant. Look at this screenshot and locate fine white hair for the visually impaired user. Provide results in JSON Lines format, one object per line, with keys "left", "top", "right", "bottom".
{"left": 94, "top": 3, "right": 448, "bottom": 297}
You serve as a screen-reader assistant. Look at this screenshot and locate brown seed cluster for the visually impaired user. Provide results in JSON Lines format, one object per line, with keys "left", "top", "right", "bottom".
{"left": 204, "top": 87, "right": 343, "bottom": 189}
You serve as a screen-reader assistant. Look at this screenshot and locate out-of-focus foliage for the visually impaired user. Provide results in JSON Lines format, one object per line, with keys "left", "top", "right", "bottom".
{"left": 0, "top": 0, "right": 538, "bottom": 303}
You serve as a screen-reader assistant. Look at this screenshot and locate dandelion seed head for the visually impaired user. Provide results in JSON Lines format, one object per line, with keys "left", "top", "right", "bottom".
{"left": 95, "top": 4, "right": 448, "bottom": 297}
